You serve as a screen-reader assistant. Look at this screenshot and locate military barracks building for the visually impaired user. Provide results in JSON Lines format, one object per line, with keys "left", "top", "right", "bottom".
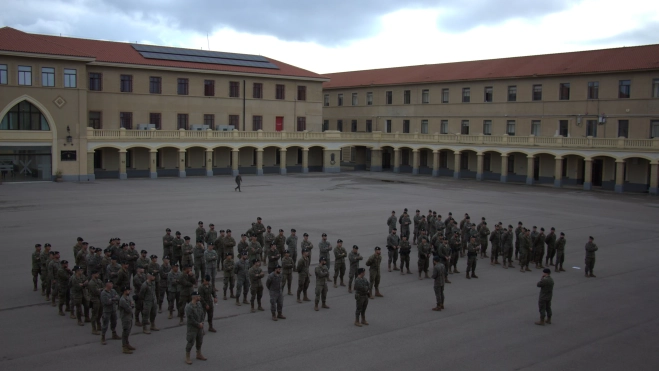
{"left": 1, "top": 26, "right": 658, "bottom": 194}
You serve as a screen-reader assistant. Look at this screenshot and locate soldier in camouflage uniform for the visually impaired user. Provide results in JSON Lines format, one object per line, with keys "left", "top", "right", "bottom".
{"left": 172, "top": 232, "right": 184, "bottom": 268}
{"left": 234, "top": 252, "right": 250, "bottom": 306}
{"left": 387, "top": 210, "right": 397, "bottom": 233}
{"left": 264, "top": 226, "right": 276, "bottom": 262}
{"left": 181, "top": 237, "right": 194, "bottom": 272}
{"left": 584, "top": 236, "right": 598, "bottom": 278}
{"left": 167, "top": 263, "right": 181, "bottom": 319}
{"left": 88, "top": 270, "right": 103, "bottom": 335}
{"left": 274, "top": 229, "right": 287, "bottom": 263}
{"left": 247, "top": 235, "right": 262, "bottom": 268}
{"left": 489, "top": 224, "right": 502, "bottom": 265}
{"left": 237, "top": 234, "right": 249, "bottom": 257}
{"left": 386, "top": 229, "right": 400, "bottom": 272}
{"left": 353, "top": 268, "right": 369, "bottom": 326}
{"left": 347, "top": 245, "right": 363, "bottom": 293}
{"left": 56, "top": 259, "right": 72, "bottom": 317}
{"left": 178, "top": 265, "right": 196, "bottom": 325}
{"left": 253, "top": 217, "right": 266, "bottom": 247}
{"left": 184, "top": 291, "right": 207, "bottom": 364}
{"left": 296, "top": 249, "right": 311, "bottom": 303}
{"left": 223, "top": 229, "right": 236, "bottom": 259}
{"left": 248, "top": 259, "right": 265, "bottom": 312}
{"left": 118, "top": 286, "right": 135, "bottom": 354}
{"left": 412, "top": 209, "right": 421, "bottom": 245}
{"left": 125, "top": 244, "right": 139, "bottom": 277}
{"left": 555, "top": 233, "right": 567, "bottom": 273}
{"left": 519, "top": 228, "right": 532, "bottom": 272}
{"left": 460, "top": 215, "right": 472, "bottom": 256}
{"left": 501, "top": 225, "right": 515, "bottom": 269}
{"left": 146, "top": 255, "right": 161, "bottom": 310}
{"left": 198, "top": 275, "right": 217, "bottom": 332}
{"left": 314, "top": 257, "right": 330, "bottom": 311}
{"left": 47, "top": 250, "right": 60, "bottom": 305}
{"left": 466, "top": 236, "right": 479, "bottom": 279}
{"left": 195, "top": 221, "right": 206, "bottom": 244}
{"left": 87, "top": 247, "right": 102, "bottom": 279}
{"left": 204, "top": 243, "right": 218, "bottom": 291}
{"left": 286, "top": 229, "right": 298, "bottom": 271}
{"left": 222, "top": 253, "right": 235, "bottom": 300}
{"left": 545, "top": 227, "right": 557, "bottom": 267}
{"left": 31, "top": 244, "right": 42, "bottom": 292}
{"left": 71, "top": 265, "right": 90, "bottom": 325}
{"left": 100, "top": 279, "right": 121, "bottom": 345}
{"left": 73, "top": 237, "right": 84, "bottom": 260}
{"left": 40, "top": 244, "right": 51, "bottom": 298}
{"left": 75, "top": 242, "right": 89, "bottom": 278}
{"left": 205, "top": 224, "right": 217, "bottom": 251}
{"left": 399, "top": 236, "right": 411, "bottom": 274}
{"left": 132, "top": 267, "right": 146, "bottom": 326}
{"left": 535, "top": 268, "right": 554, "bottom": 326}
{"left": 514, "top": 222, "right": 523, "bottom": 260}
{"left": 333, "top": 239, "right": 347, "bottom": 287}
{"left": 431, "top": 256, "right": 446, "bottom": 311}
{"left": 449, "top": 232, "right": 461, "bottom": 274}
{"left": 534, "top": 228, "right": 546, "bottom": 269}
{"left": 193, "top": 239, "right": 207, "bottom": 284}
{"left": 158, "top": 256, "right": 171, "bottom": 313}
{"left": 366, "top": 247, "right": 383, "bottom": 298}
{"left": 163, "top": 228, "right": 174, "bottom": 261}
{"left": 267, "top": 243, "right": 280, "bottom": 274}
{"left": 436, "top": 237, "right": 451, "bottom": 283}
{"left": 479, "top": 222, "right": 490, "bottom": 258}
{"left": 400, "top": 211, "right": 411, "bottom": 240}
{"left": 281, "top": 250, "right": 294, "bottom": 295}
{"left": 99, "top": 248, "right": 112, "bottom": 282}
{"left": 140, "top": 272, "right": 159, "bottom": 334}
{"left": 216, "top": 230, "right": 226, "bottom": 269}
{"left": 266, "top": 264, "right": 285, "bottom": 321}
{"left": 301, "top": 233, "right": 314, "bottom": 261}
{"left": 417, "top": 237, "right": 431, "bottom": 279}
{"left": 318, "top": 233, "right": 332, "bottom": 270}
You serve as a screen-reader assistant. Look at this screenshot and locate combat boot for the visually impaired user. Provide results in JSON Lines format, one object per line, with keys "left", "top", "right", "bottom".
{"left": 375, "top": 289, "right": 383, "bottom": 297}
{"left": 143, "top": 325, "right": 151, "bottom": 334}
{"left": 236, "top": 296, "right": 241, "bottom": 306}
{"left": 445, "top": 277, "right": 451, "bottom": 284}
{"left": 272, "top": 312, "right": 278, "bottom": 321}
{"left": 425, "top": 271, "right": 429, "bottom": 278}
{"left": 348, "top": 283, "right": 352, "bottom": 293}
{"left": 525, "top": 266, "right": 532, "bottom": 272}
{"left": 135, "top": 320, "right": 142, "bottom": 327}
{"left": 369, "top": 290, "right": 374, "bottom": 299}
{"left": 388, "top": 263, "right": 391, "bottom": 272}
{"left": 360, "top": 314, "right": 369, "bottom": 325}
{"left": 250, "top": 301, "right": 255, "bottom": 313}
{"left": 111, "top": 331, "right": 121, "bottom": 340}
{"left": 168, "top": 310, "right": 173, "bottom": 319}
{"left": 393, "top": 264, "right": 399, "bottom": 271}
{"left": 123, "top": 346, "right": 133, "bottom": 354}
{"left": 590, "top": 273, "right": 596, "bottom": 278}
{"left": 406, "top": 268, "right": 411, "bottom": 274}
{"left": 77, "top": 313, "right": 84, "bottom": 326}
{"left": 559, "top": 266, "right": 565, "bottom": 272}
{"left": 453, "top": 267, "right": 460, "bottom": 274}
{"left": 242, "top": 295, "right": 249, "bottom": 305}
{"left": 208, "top": 326, "right": 216, "bottom": 332}
{"left": 546, "top": 317, "right": 552, "bottom": 324}
{"left": 355, "top": 316, "right": 362, "bottom": 327}
{"left": 400, "top": 268, "right": 405, "bottom": 275}
{"left": 126, "top": 343, "right": 136, "bottom": 350}
{"left": 101, "top": 334, "right": 106, "bottom": 345}
{"left": 503, "top": 262, "right": 508, "bottom": 269}
{"left": 297, "top": 292, "right": 302, "bottom": 303}
{"left": 535, "top": 316, "right": 545, "bottom": 326}
{"left": 440, "top": 304, "right": 444, "bottom": 310}
{"left": 151, "top": 322, "right": 159, "bottom": 331}
{"left": 91, "top": 323, "right": 99, "bottom": 335}
{"left": 230, "top": 289, "right": 235, "bottom": 298}
{"left": 196, "top": 351, "right": 207, "bottom": 361}
{"left": 257, "top": 299, "right": 264, "bottom": 311}
{"left": 340, "top": 278, "right": 346, "bottom": 287}
{"left": 333, "top": 277, "right": 337, "bottom": 288}
{"left": 520, "top": 267, "right": 525, "bottom": 273}
{"left": 69, "top": 311, "right": 76, "bottom": 319}
{"left": 418, "top": 272, "right": 423, "bottom": 280}
{"left": 466, "top": 272, "right": 471, "bottom": 279}
{"left": 471, "top": 272, "right": 478, "bottom": 279}
{"left": 179, "top": 317, "right": 184, "bottom": 325}
{"left": 303, "top": 294, "right": 311, "bottom": 302}
{"left": 495, "top": 258, "right": 500, "bottom": 265}
{"left": 223, "top": 289, "right": 227, "bottom": 300}
{"left": 508, "top": 262, "right": 515, "bottom": 269}
{"left": 277, "top": 312, "right": 286, "bottom": 319}
{"left": 185, "top": 352, "right": 192, "bottom": 365}
{"left": 322, "top": 302, "right": 330, "bottom": 309}
{"left": 314, "top": 301, "right": 319, "bottom": 311}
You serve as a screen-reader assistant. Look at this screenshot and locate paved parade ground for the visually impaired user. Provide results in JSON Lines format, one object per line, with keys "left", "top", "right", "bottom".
{"left": 1, "top": 172, "right": 659, "bottom": 371}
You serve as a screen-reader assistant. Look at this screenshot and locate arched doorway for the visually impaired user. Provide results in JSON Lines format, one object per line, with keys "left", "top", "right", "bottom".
{"left": 0, "top": 100, "right": 53, "bottom": 182}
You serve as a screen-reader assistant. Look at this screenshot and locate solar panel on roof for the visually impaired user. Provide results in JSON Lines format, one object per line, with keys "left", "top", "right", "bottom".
{"left": 131, "top": 44, "right": 278, "bottom": 69}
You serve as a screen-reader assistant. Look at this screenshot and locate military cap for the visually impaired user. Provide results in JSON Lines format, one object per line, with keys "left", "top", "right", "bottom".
{"left": 275, "top": 264, "right": 282, "bottom": 269}
{"left": 35, "top": 243, "right": 41, "bottom": 247}
{"left": 198, "top": 221, "right": 203, "bottom": 225}
{"left": 226, "top": 252, "right": 233, "bottom": 256}
{"left": 184, "top": 236, "right": 191, "bottom": 240}
{"left": 540, "top": 228, "right": 545, "bottom": 231}
{"left": 122, "top": 286, "right": 130, "bottom": 291}
{"left": 49, "top": 251, "right": 56, "bottom": 255}
{"left": 291, "top": 229, "right": 296, "bottom": 232}
{"left": 45, "top": 243, "right": 51, "bottom": 247}
{"left": 483, "top": 221, "right": 487, "bottom": 225}
{"left": 551, "top": 227, "right": 555, "bottom": 231}
{"left": 196, "top": 238, "right": 204, "bottom": 243}
{"left": 352, "top": 245, "right": 358, "bottom": 249}
{"left": 104, "top": 248, "right": 110, "bottom": 253}
{"left": 116, "top": 237, "right": 121, "bottom": 240}
{"left": 61, "top": 260, "right": 69, "bottom": 264}
{"left": 322, "top": 233, "right": 327, "bottom": 237}
{"left": 95, "top": 247, "right": 102, "bottom": 252}
{"left": 404, "top": 208, "right": 408, "bottom": 212}
{"left": 77, "top": 237, "right": 84, "bottom": 241}
{"left": 54, "top": 250, "right": 60, "bottom": 254}
{"left": 392, "top": 210, "right": 396, "bottom": 213}
{"left": 240, "top": 233, "right": 246, "bottom": 237}
{"left": 508, "top": 225, "right": 513, "bottom": 228}
{"left": 433, "top": 256, "right": 440, "bottom": 262}
{"left": 267, "top": 225, "right": 272, "bottom": 229}
{"left": 542, "top": 268, "right": 551, "bottom": 274}
{"left": 448, "top": 212, "right": 452, "bottom": 215}
{"left": 119, "top": 243, "right": 127, "bottom": 248}
{"left": 589, "top": 236, "right": 594, "bottom": 240}
{"left": 172, "top": 263, "right": 179, "bottom": 267}
{"left": 164, "top": 255, "right": 170, "bottom": 260}
{"left": 421, "top": 215, "right": 426, "bottom": 219}
{"left": 128, "top": 242, "right": 135, "bottom": 246}
{"left": 560, "top": 232, "right": 565, "bottom": 236}
{"left": 421, "top": 237, "right": 428, "bottom": 241}
{"left": 121, "top": 260, "right": 128, "bottom": 265}
{"left": 518, "top": 221, "right": 523, "bottom": 225}
{"left": 150, "top": 254, "right": 157, "bottom": 259}
{"left": 533, "top": 226, "right": 537, "bottom": 229}
{"left": 466, "top": 216, "right": 470, "bottom": 220}
{"left": 429, "top": 209, "right": 432, "bottom": 213}
{"left": 146, "top": 271, "right": 155, "bottom": 276}
{"left": 111, "top": 255, "right": 118, "bottom": 260}
{"left": 91, "top": 270, "right": 100, "bottom": 275}
{"left": 105, "top": 279, "right": 113, "bottom": 284}
{"left": 375, "top": 246, "right": 381, "bottom": 251}
{"left": 192, "top": 290, "right": 200, "bottom": 296}
{"left": 303, "top": 233, "right": 309, "bottom": 236}
{"left": 241, "top": 251, "right": 248, "bottom": 256}
{"left": 302, "top": 248, "right": 309, "bottom": 253}
{"left": 73, "top": 265, "right": 81, "bottom": 270}
{"left": 416, "top": 209, "right": 420, "bottom": 212}
{"left": 392, "top": 228, "right": 397, "bottom": 231}
{"left": 166, "top": 228, "right": 171, "bottom": 232}
{"left": 226, "top": 229, "right": 232, "bottom": 233}
{"left": 109, "top": 238, "right": 114, "bottom": 243}
{"left": 204, "top": 275, "right": 211, "bottom": 281}
{"left": 184, "top": 264, "right": 193, "bottom": 269}
{"left": 270, "top": 242, "right": 276, "bottom": 247}
{"left": 140, "top": 249, "right": 147, "bottom": 254}
{"left": 319, "top": 257, "right": 326, "bottom": 262}
{"left": 337, "top": 239, "right": 343, "bottom": 243}
{"left": 219, "top": 229, "right": 225, "bottom": 233}
{"left": 433, "top": 211, "right": 437, "bottom": 215}
{"left": 357, "top": 268, "right": 365, "bottom": 274}
{"left": 279, "top": 229, "right": 284, "bottom": 232}
{"left": 284, "top": 250, "right": 290, "bottom": 254}
{"left": 252, "top": 258, "right": 259, "bottom": 264}
{"left": 257, "top": 217, "right": 262, "bottom": 220}
{"left": 176, "top": 231, "right": 181, "bottom": 235}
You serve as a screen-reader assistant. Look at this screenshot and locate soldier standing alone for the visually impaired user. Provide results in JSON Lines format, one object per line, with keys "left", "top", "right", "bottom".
{"left": 314, "top": 257, "right": 330, "bottom": 311}
{"left": 535, "top": 268, "right": 554, "bottom": 326}
{"left": 555, "top": 233, "right": 567, "bottom": 272}
{"left": 333, "top": 239, "right": 347, "bottom": 287}
{"left": 353, "top": 268, "right": 369, "bottom": 327}
{"left": 118, "top": 286, "right": 135, "bottom": 354}
{"left": 366, "top": 247, "right": 383, "bottom": 298}
{"left": 431, "top": 256, "right": 446, "bottom": 311}
{"left": 266, "top": 264, "right": 286, "bottom": 321}
{"left": 184, "top": 291, "right": 207, "bottom": 364}
{"left": 296, "top": 249, "right": 311, "bottom": 303}
{"left": 584, "top": 236, "right": 598, "bottom": 278}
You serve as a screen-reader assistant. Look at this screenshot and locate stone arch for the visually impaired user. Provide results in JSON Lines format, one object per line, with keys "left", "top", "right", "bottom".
{"left": 306, "top": 145, "right": 324, "bottom": 172}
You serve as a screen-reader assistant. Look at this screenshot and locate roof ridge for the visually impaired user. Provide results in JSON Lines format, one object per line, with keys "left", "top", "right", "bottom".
{"left": 27, "top": 30, "right": 95, "bottom": 58}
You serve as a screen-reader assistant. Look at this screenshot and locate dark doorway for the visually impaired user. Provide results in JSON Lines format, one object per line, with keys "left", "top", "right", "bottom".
{"left": 94, "top": 151, "right": 102, "bottom": 169}
{"left": 534, "top": 157, "right": 540, "bottom": 180}
{"left": 383, "top": 151, "right": 391, "bottom": 169}
{"left": 592, "top": 159, "right": 603, "bottom": 186}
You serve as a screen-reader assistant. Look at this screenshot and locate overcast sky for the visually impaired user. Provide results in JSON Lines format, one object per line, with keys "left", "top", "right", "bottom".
{"left": 1, "top": 0, "right": 658, "bottom": 74}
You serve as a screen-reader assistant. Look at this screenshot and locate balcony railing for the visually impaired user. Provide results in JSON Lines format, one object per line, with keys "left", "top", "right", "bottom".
{"left": 86, "top": 128, "right": 659, "bottom": 150}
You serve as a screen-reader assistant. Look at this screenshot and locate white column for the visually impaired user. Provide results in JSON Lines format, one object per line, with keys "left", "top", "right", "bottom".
{"left": 205, "top": 149, "right": 213, "bottom": 177}
{"left": 393, "top": 149, "right": 401, "bottom": 173}
{"left": 583, "top": 158, "right": 593, "bottom": 190}
{"left": 432, "top": 150, "right": 439, "bottom": 177}
{"left": 280, "top": 149, "right": 287, "bottom": 175}
{"left": 615, "top": 160, "right": 625, "bottom": 193}
{"left": 500, "top": 154, "right": 508, "bottom": 183}
{"left": 412, "top": 149, "right": 419, "bottom": 175}
{"left": 256, "top": 149, "right": 264, "bottom": 176}
{"left": 119, "top": 150, "right": 127, "bottom": 180}
{"left": 526, "top": 155, "right": 534, "bottom": 185}
{"left": 453, "top": 151, "right": 461, "bottom": 179}
{"left": 649, "top": 162, "right": 658, "bottom": 195}
{"left": 554, "top": 157, "right": 563, "bottom": 187}
{"left": 302, "top": 148, "right": 309, "bottom": 173}
{"left": 231, "top": 149, "right": 239, "bottom": 176}
{"left": 476, "top": 152, "right": 484, "bottom": 181}
{"left": 149, "top": 150, "right": 157, "bottom": 179}
{"left": 178, "top": 150, "right": 186, "bottom": 178}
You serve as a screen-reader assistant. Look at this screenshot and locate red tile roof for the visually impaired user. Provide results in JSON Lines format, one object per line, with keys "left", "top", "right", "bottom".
{"left": 0, "top": 27, "right": 325, "bottom": 80}
{"left": 322, "top": 44, "right": 659, "bottom": 89}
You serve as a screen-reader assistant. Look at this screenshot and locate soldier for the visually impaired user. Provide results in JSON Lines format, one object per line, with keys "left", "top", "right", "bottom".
{"left": 514, "top": 221, "right": 523, "bottom": 260}
{"left": 248, "top": 259, "right": 265, "bottom": 312}
{"left": 347, "top": 245, "right": 363, "bottom": 293}
{"left": 545, "top": 227, "right": 557, "bottom": 267}
{"left": 181, "top": 236, "right": 194, "bottom": 273}
{"left": 132, "top": 267, "right": 146, "bottom": 326}
{"left": 286, "top": 229, "right": 298, "bottom": 271}
{"left": 534, "top": 228, "right": 546, "bottom": 269}
{"left": 56, "top": 259, "right": 73, "bottom": 317}
{"left": 198, "top": 275, "right": 217, "bottom": 332}
{"left": 387, "top": 210, "right": 397, "bottom": 233}
{"left": 318, "top": 233, "right": 332, "bottom": 270}
{"left": 431, "top": 256, "right": 446, "bottom": 311}
{"left": 163, "top": 228, "right": 174, "bottom": 259}
{"left": 489, "top": 224, "right": 502, "bottom": 265}
{"left": 365, "top": 247, "right": 383, "bottom": 298}
{"left": 31, "top": 243, "right": 42, "bottom": 292}
{"left": 216, "top": 230, "right": 226, "bottom": 269}
{"left": 400, "top": 211, "right": 411, "bottom": 240}
{"left": 253, "top": 217, "right": 266, "bottom": 247}
{"left": 266, "top": 264, "right": 285, "bottom": 321}
{"left": 296, "top": 249, "right": 311, "bottom": 303}
{"left": 178, "top": 265, "right": 196, "bottom": 325}
{"left": 126, "top": 243, "right": 139, "bottom": 277}
{"left": 460, "top": 215, "right": 472, "bottom": 256}
{"left": 234, "top": 252, "right": 250, "bottom": 306}
{"left": 235, "top": 173, "right": 242, "bottom": 192}
{"left": 222, "top": 252, "right": 235, "bottom": 300}
{"left": 118, "top": 286, "right": 135, "bottom": 354}
{"left": 71, "top": 265, "right": 90, "bottom": 325}
{"left": 75, "top": 242, "right": 89, "bottom": 277}
{"left": 107, "top": 256, "right": 120, "bottom": 286}
{"left": 437, "top": 236, "right": 452, "bottom": 283}
{"left": 237, "top": 234, "right": 249, "bottom": 257}
{"left": 158, "top": 256, "right": 171, "bottom": 313}
{"left": 274, "top": 229, "right": 287, "bottom": 263}
{"left": 535, "top": 268, "right": 554, "bottom": 326}
{"left": 167, "top": 263, "right": 181, "bottom": 319}
{"left": 530, "top": 226, "right": 539, "bottom": 261}
{"left": 449, "top": 232, "right": 461, "bottom": 274}
{"left": 501, "top": 225, "right": 516, "bottom": 269}
{"left": 147, "top": 255, "right": 161, "bottom": 309}
{"left": 47, "top": 251, "right": 60, "bottom": 305}
{"left": 333, "top": 239, "right": 347, "bottom": 287}
{"left": 555, "top": 233, "right": 567, "bottom": 273}
{"left": 386, "top": 229, "right": 400, "bottom": 272}
{"left": 412, "top": 209, "right": 421, "bottom": 245}
{"left": 418, "top": 237, "right": 431, "bottom": 279}
{"left": 418, "top": 215, "right": 428, "bottom": 238}
{"left": 399, "top": 235, "right": 411, "bottom": 274}
{"left": 140, "top": 272, "right": 159, "bottom": 334}
{"left": 195, "top": 221, "right": 206, "bottom": 243}
{"left": 264, "top": 226, "right": 276, "bottom": 262}
{"left": 353, "top": 268, "right": 369, "bottom": 327}
{"left": 248, "top": 235, "right": 263, "bottom": 268}
{"left": 223, "top": 229, "right": 236, "bottom": 259}
{"left": 184, "top": 290, "right": 207, "bottom": 364}
{"left": 204, "top": 243, "right": 218, "bottom": 291}
{"left": 205, "top": 224, "right": 218, "bottom": 251}
{"left": 73, "top": 237, "right": 84, "bottom": 259}
{"left": 172, "top": 232, "right": 184, "bottom": 267}
{"left": 479, "top": 221, "right": 490, "bottom": 258}
{"left": 519, "top": 229, "right": 532, "bottom": 272}
{"left": 100, "top": 248, "right": 112, "bottom": 282}
{"left": 87, "top": 247, "right": 102, "bottom": 279}
{"left": 193, "top": 238, "right": 207, "bottom": 283}
{"left": 117, "top": 260, "right": 131, "bottom": 293}
{"left": 314, "top": 257, "right": 330, "bottom": 311}
{"left": 428, "top": 211, "right": 437, "bottom": 237}
{"left": 100, "top": 279, "right": 121, "bottom": 345}
{"left": 301, "top": 233, "right": 314, "bottom": 261}
{"left": 281, "top": 250, "right": 294, "bottom": 295}
{"left": 584, "top": 236, "right": 598, "bottom": 278}
{"left": 40, "top": 243, "right": 51, "bottom": 297}
{"left": 267, "top": 243, "right": 280, "bottom": 274}
{"left": 88, "top": 270, "right": 104, "bottom": 335}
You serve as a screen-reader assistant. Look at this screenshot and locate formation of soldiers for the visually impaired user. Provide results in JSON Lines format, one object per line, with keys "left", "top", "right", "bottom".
{"left": 29, "top": 212, "right": 598, "bottom": 363}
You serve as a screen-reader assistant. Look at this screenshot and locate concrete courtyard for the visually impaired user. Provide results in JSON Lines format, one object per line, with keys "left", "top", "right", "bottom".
{"left": 1, "top": 172, "right": 658, "bottom": 371}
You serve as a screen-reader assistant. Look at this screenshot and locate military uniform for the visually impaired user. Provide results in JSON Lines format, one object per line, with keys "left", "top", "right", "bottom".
{"left": 237, "top": 238, "right": 249, "bottom": 257}
{"left": 417, "top": 239, "right": 431, "bottom": 278}
{"left": 265, "top": 231, "right": 277, "bottom": 261}
{"left": 281, "top": 255, "right": 294, "bottom": 294}
{"left": 100, "top": 286, "right": 120, "bottom": 342}
{"left": 431, "top": 261, "right": 446, "bottom": 310}
{"left": 181, "top": 241, "right": 194, "bottom": 269}
{"left": 136, "top": 255, "right": 150, "bottom": 272}
{"left": 106, "top": 261, "right": 120, "bottom": 286}
{"left": 140, "top": 279, "right": 158, "bottom": 332}
{"left": 195, "top": 225, "right": 207, "bottom": 243}
{"left": 40, "top": 248, "right": 51, "bottom": 297}
{"left": 215, "top": 233, "right": 226, "bottom": 269}
{"left": 536, "top": 273, "right": 554, "bottom": 325}
{"left": 365, "top": 250, "right": 383, "bottom": 298}
{"left": 584, "top": 239, "right": 598, "bottom": 277}
{"left": 514, "top": 224, "right": 523, "bottom": 260}
{"left": 314, "top": 261, "right": 330, "bottom": 309}
{"left": 466, "top": 242, "right": 479, "bottom": 279}
{"left": 163, "top": 232, "right": 174, "bottom": 260}
{"left": 479, "top": 224, "right": 490, "bottom": 258}
{"left": 31, "top": 249, "right": 42, "bottom": 291}
{"left": 88, "top": 275, "right": 103, "bottom": 334}
{"left": 301, "top": 238, "right": 314, "bottom": 261}
{"left": 222, "top": 256, "right": 235, "bottom": 299}
{"left": 534, "top": 231, "right": 546, "bottom": 268}
{"left": 184, "top": 299, "right": 206, "bottom": 362}
{"left": 285, "top": 233, "right": 298, "bottom": 270}
{"left": 545, "top": 231, "right": 557, "bottom": 266}
{"left": 354, "top": 273, "right": 370, "bottom": 326}
{"left": 71, "top": 272, "right": 90, "bottom": 324}
{"left": 178, "top": 271, "right": 196, "bottom": 323}
{"left": 319, "top": 238, "right": 332, "bottom": 270}
{"left": 501, "top": 229, "right": 515, "bottom": 268}
{"left": 204, "top": 248, "right": 218, "bottom": 291}
{"left": 333, "top": 244, "right": 348, "bottom": 286}
{"left": 399, "top": 239, "right": 411, "bottom": 273}
{"left": 267, "top": 248, "right": 281, "bottom": 273}
{"left": 172, "top": 236, "right": 184, "bottom": 267}
{"left": 412, "top": 213, "right": 421, "bottom": 244}
{"left": 387, "top": 214, "right": 397, "bottom": 233}
{"left": 266, "top": 270, "right": 284, "bottom": 319}
{"left": 205, "top": 229, "right": 218, "bottom": 249}
{"left": 234, "top": 257, "right": 250, "bottom": 304}
{"left": 126, "top": 249, "right": 140, "bottom": 276}
{"left": 167, "top": 268, "right": 181, "bottom": 318}
{"left": 519, "top": 232, "right": 532, "bottom": 272}
{"left": 400, "top": 214, "right": 411, "bottom": 239}
{"left": 248, "top": 264, "right": 265, "bottom": 311}
{"left": 348, "top": 249, "right": 363, "bottom": 291}
{"left": 118, "top": 292, "right": 134, "bottom": 353}
{"left": 449, "top": 234, "right": 461, "bottom": 273}
{"left": 248, "top": 240, "right": 263, "bottom": 267}
{"left": 193, "top": 243, "right": 207, "bottom": 283}
{"left": 223, "top": 234, "right": 236, "bottom": 259}
{"left": 132, "top": 272, "right": 146, "bottom": 325}
{"left": 489, "top": 228, "right": 501, "bottom": 264}
{"left": 56, "top": 265, "right": 72, "bottom": 316}
{"left": 296, "top": 254, "right": 311, "bottom": 302}
{"left": 198, "top": 282, "right": 216, "bottom": 331}
{"left": 158, "top": 262, "right": 172, "bottom": 312}
{"left": 555, "top": 236, "right": 567, "bottom": 272}
{"left": 386, "top": 233, "right": 400, "bottom": 271}
{"left": 253, "top": 222, "right": 266, "bottom": 247}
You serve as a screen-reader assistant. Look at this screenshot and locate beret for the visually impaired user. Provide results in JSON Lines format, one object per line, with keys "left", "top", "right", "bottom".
{"left": 302, "top": 248, "right": 309, "bottom": 252}
{"left": 319, "top": 257, "right": 327, "bottom": 261}
{"left": 73, "top": 265, "right": 81, "bottom": 270}
{"left": 166, "top": 228, "right": 171, "bottom": 232}
{"left": 352, "top": 245, "right": 358, "bottom": 249}
{"left": 129, "top": 242, "right": 136, "bottom": 246}
{"left": 291, "top": 229, "right": 296, "bottom": 232}
{"left": 303, "top": 233, "right": 309, "bottom": 236}
{"left": 150, "top": 255, "right": 157, "bottom": 259}
{"left": 284, "top": 250, "right": 290, "bottom": 254}
{"left": 198, "top": 221, "right": 203, "bottom": 224}
{"left": 375, "top": 246, "right": 381, "bottom": 251}
{"left": 196, "top": 238, "right": 204, "bottom": 243}
{"left": 226, "top": 229, "right": 232, "bottom": 233}
{"left": 184, "top": 236, "right": 191, "bottom": 240}
{"left": 589, "top": 236, "right": 594, "bottom": 240}
{"left": 82, "top": 242, "right": 89, "bottom": 245}
{"left": 543, "top": 268, "right": 551, "bottom": 274}
{"left": 257, "top": 217, "right": 262, "bottom": 220}
{"left": 252, "top": 259, "right": 259, "bottom": 263}
{"left": 220, "top": 230, "right": 225, "bottom": 233}
{"left": 560, "top": 232, "right": 565, "bottom": 236}
{"left": 209, "top": 223, "right": 214, "bottom": 227}
{"left": 141, "top": 250, "right": 147, "bottom": 254}
{"left": 337, "top": 239, "right": 343, "bottom": 243}
{"left": 176, "top": 231, "right": 181, "bottom": 235}
{"left": 267, "top": 225, "right": 272, "bottom": 229}
{"left": 275, "top": 264, "right": 281, "bottom": 269}
{"left": 433, "top": 256, "right": 440, "bottom": 262}
{"left": 241, "top": 251, "right": 248, "bottom": 256}
{"left": 357, "top": 268, "right": 365, "bottom": 274}
{"left": 392, "top": 228, "right": 397, "bottom": 231}
{"left": 322, "top": 233, "right": 327, "bottom": 236}
{"left": 61, "top": 260, "right": 69, "bottom": 264}
{"left": 35, "top": 243, "right": 41, "bottom": 247}
{"left": 204, "top": 275, "right": 211, "bottom": 281}
{"left": 122, "top": 286, "right": 130, "bottom": 291}
{"left": 164, "top": 255, "right": 170, "bottom": 260}
{"left": 551, "top": 227, "right": 555, "bottom": 230}
{"left": 105, "top": 279, "right": 112, "bottom": 283}
{"left": 226, "top": 252, "right": 233, "bottom": 256}
{"left": 540, "top": 228, "right": 545, "bottom": 231}
{"left": 77, "top": 237, "right": 83, "bottom": 241}
{"left": 192, "top": 291, "right": 200, "bottom": 296}
{"left": 45, "top": 243, "right": 51, "bottom": 247}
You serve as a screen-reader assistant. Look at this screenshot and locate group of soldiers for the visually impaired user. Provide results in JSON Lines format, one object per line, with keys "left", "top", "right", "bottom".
{"left": 29, "top": 212, "right": 598, "bottom": 363}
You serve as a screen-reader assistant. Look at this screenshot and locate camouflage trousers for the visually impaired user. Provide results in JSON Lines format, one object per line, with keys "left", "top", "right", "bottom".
{"left": 90, "top": 299, "right": 102, "bottom": 326}
{"left": 355, "top": 294, "right": 368, "bottom": 316}
{"left": 297, "top": 276, "right": 310, "bottom": 296}
{"left": 399, "top": 254, "right": 410, "bottom": 270}
{"left": 167, "top": 291, "right": 179, "bottom": 312}
{"left": 519, "top": 251, "right": 530, "bottom": 267}
{"left": 223, "top": 274, "right": 235, "bottom": 292}
{"left": 466, "top": 257, "right": 477, "bottom": 273}
{"left": 387, "top": 249, "right": 399, "bottom": 265}
{"left": 585, "top": 257, "right": 596, "bottom": 275}
{"left": 334, "top": 263, "right": 346, "bottom": 280}
{"left": 178, "top": 295, "right": 190, "bottom": 319}
{"left": 142, "top": 301, "right": 156, "bottom": 326}
{"left": 434, "top": 285, "right": 445, "bottom": 306}
{"left": 101, "top": 311, "right": 117, "bottom": 335}
{"left": 121, "top": 317, "right": 132, "bottom": 347}
{"left": 236, "top": 277, "right": 250, "bottom": 298}
{"left": 281, "top": 272, "right": 293, "bottom": 292}
{"left": 186, "top": 326, "right": 204, "bottom": 352}
{"left": 369, "top": 271, "right": 380, "bottom": 292}
{"left": 269, "top": 290, "right": 283, "bottom": 313}
{"left": 314, "top": 284, "right": 328, "bottom": 303}
{"left": 539, "top": 299, "right": 552, "bottom": 318}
